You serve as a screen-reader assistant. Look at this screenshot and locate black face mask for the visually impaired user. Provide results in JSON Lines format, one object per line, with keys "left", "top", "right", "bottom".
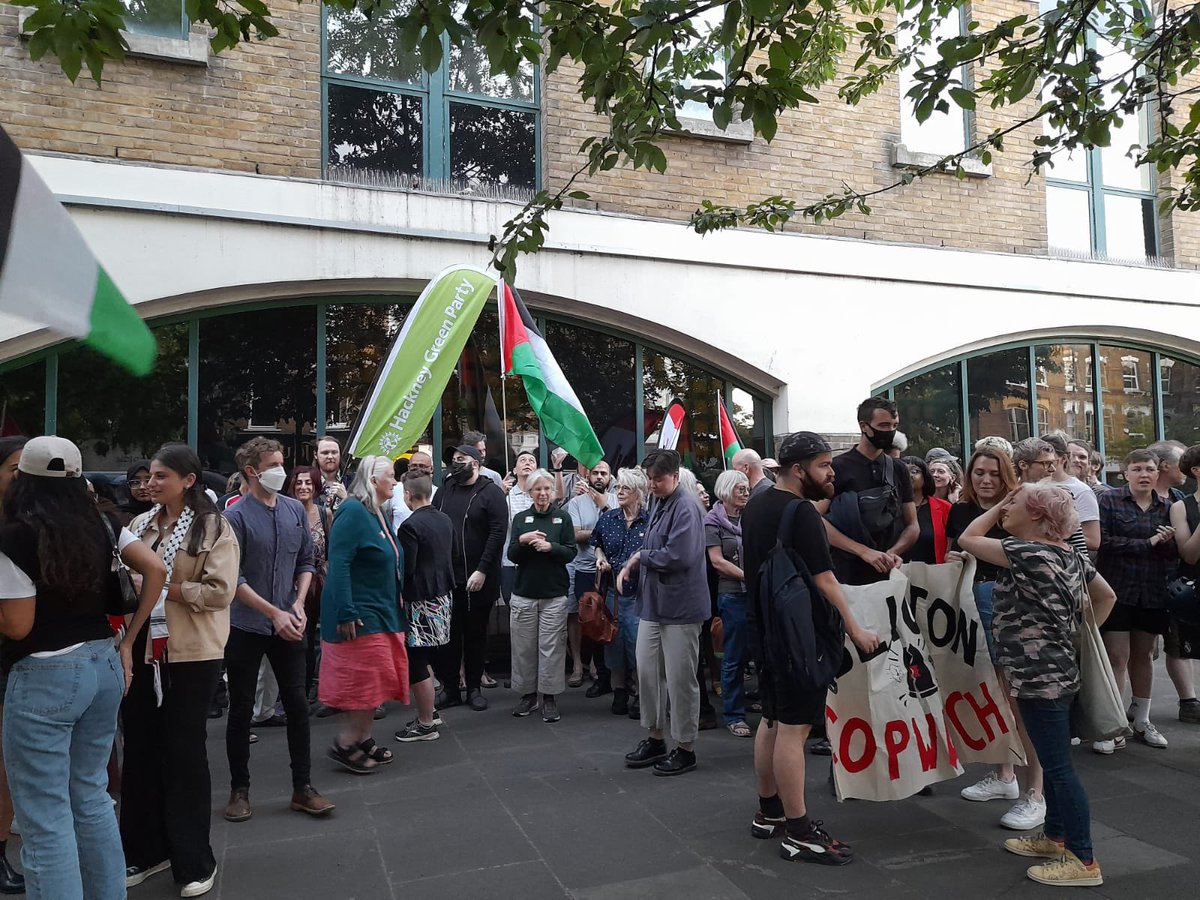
{"left": 449, "top": 462, "right": 471, "bottom": 481}
{"left": 864, "top": 426, "right": 895, "bottom": 452}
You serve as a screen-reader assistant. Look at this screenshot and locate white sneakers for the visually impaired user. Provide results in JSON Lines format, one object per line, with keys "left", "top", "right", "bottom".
{"left": 181, "top": 866, "right": 217, "bottom": 898}
{"left": 1092, "top": 736, "right": 1127, "bottom": 754}
{"left": 960, "top": 772, "right": 1019, "bottom": 802}
{"left": 1133, "top": 722, "right": 1168, "bottom": 748}
{"left": 1000, "top": 790, "right": 1047, "bottom": 831}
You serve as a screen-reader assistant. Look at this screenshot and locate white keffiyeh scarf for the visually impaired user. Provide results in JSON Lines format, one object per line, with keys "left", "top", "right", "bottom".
{"left": 133, "top": 504, "right": 195, "bottom": 705}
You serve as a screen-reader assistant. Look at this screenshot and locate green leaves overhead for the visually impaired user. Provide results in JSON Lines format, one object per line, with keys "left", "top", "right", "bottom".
{"left": 16, "top": 0, "right": 1200, "bottom": 270}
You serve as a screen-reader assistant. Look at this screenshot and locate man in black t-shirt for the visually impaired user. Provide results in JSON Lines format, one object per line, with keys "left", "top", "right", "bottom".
{"left": 820, "top": 396, "right": 918, "bottom": 587}
{"left": 741, "top": 432, "right": 880, "bottom": 867}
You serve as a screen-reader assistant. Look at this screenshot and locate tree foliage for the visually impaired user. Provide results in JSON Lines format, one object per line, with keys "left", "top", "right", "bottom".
{"left": 16, "top": 0, "right": 1195, "bottom": 274}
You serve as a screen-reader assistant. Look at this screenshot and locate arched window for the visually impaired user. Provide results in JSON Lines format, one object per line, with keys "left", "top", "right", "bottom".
{"left": 880, "top": 337, "right": 1200, "bottom": 484}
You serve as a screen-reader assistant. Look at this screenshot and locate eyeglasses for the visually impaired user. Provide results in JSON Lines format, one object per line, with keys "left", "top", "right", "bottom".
{"left": 128, "top": 479, "right": 150, "bottom": 488}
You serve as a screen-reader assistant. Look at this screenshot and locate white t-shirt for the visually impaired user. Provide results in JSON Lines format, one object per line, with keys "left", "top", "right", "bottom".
{"left": 1061, "top": 476, "right": 1100, "bottom": 523}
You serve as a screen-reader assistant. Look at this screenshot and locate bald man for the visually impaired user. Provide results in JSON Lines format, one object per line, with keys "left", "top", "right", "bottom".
{"left": 732, "top": 449, "right": 772, "bottom": 497}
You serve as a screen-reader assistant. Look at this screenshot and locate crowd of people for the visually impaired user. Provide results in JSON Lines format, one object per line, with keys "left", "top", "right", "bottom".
{"left": 0, "top": 399, "right": 1196, "bottom": 896}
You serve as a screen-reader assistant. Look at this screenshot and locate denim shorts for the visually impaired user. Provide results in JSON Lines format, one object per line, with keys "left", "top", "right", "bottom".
{"left": 974, "top": 581, "right": 999, "bottom": 664}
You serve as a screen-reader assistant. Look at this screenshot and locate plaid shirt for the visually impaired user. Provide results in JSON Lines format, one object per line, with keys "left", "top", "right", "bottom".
{"left": 1097, "top": 486, "right": 1178, "bottom": 609}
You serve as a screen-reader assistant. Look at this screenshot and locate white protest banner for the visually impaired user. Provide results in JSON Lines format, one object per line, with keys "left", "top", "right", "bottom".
{"left": 907, "top": 558, "right": 1026, "bottom": 769}
{"left": 827, "top": 560, "right": 1024, "bottom": 802}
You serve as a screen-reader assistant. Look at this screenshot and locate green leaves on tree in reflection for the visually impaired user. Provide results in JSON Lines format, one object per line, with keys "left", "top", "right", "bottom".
{"left": 56, "top": 324, "right": 188, "bottom": 459}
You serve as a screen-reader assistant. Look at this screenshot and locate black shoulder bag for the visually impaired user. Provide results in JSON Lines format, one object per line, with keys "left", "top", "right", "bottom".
{"left": 101, "top": 514, "right": 139, "bottom": 616}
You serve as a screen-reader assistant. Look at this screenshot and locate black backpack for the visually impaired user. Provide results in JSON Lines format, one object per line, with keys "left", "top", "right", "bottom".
{"left": 758, "top": 500, "right": 848, "bottom": 693}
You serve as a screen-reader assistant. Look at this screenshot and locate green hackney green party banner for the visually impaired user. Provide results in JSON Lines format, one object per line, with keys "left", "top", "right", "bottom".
{"left": 349, "top": 265, "right": 496, "bottom": 458}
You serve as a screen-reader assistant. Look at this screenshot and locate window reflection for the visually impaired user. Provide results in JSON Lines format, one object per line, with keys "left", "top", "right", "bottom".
{"left": 198, "top": 309, "right": 317, "bottom": 475}
{"left": 1100, "top": 346, "right": 1155, "bottom": 471}
{"left": 1103, "top": 195, "right": 1155, "bottom": 260}
{"left": 898, "top": 10, "right": 967, "bottom": 155}
{"left": 968, "top": 348, "right": 1030, "bottom": 444}
{"left": 123, "top": 0, "right": 185, "bottom": 39}
{"left": 324, "top": 0, "right": 422, "bottom": 84}
{"left": 543, "top": 322, "right": 637, "bottom": 471}
{"left": 325, "top": 302, "right": 408, "bottom": 440}
{"left": 449, "top": 103, "right": 536, "bottom": 191}
{"left": 1162, "top": 357, "right": 1200, "bottom": 448}
{"left": 1046, "top": 185, "right": 1092, "bottom": 256}
{"left": 893, "top": 363, "right": 962, "bottom": 459}
{"left": 327, "top": 84, "right": 423, "bottom": 180}
{"left": 57, "top": 324, "right": 188, "bottom": 470}
{"left": 731, "top": 387, "right": 769, "bottom": 457}
{"left": 643, "top": 351, "right": 723, "bottom": 490}
{"left": 0, "top": 360, "right": 44, "bottom": 438}
{"left": 440, "top": 310, "right": 537, "bottom": 476}
{"left": 1035, "top": 344, "right": 1095, "bottom": 444}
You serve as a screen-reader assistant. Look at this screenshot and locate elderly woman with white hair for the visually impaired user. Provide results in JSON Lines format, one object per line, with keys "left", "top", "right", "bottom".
{"left": 960, "top": 482, "right": 1116, "bottom": 888}
{"left": 594, "top": 467, "right": 650, "bottom": 716}
{"left": 319, "top": 455, "right": 408, "bottom": 775}
{"left": 507, "top": 468, "right": 577, "bottom": 723}
{"left": 705, "top": 469, "right": 752, "bottom": 737}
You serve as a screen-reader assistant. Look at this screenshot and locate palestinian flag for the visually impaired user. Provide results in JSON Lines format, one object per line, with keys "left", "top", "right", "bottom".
{"left": 719, "top": 393, "right": 742, "bottom": 465}
{"left": 0, "top": 126, "right": 155, "bottom": 375}
{"left": 657, "top": 400, "right": 685, "bottom": 450}
{"left": 500, "top": 282, "right": 603, "bottom": 468}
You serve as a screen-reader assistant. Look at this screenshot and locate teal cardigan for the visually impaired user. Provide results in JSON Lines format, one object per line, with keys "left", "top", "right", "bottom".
{"left": 320, "top": 498, "right": 404, "bottom": 643}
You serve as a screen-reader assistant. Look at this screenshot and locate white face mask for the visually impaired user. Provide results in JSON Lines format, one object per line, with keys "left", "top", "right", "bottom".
{"left": 258, "top": 465, "right": 287, "bottom": 495}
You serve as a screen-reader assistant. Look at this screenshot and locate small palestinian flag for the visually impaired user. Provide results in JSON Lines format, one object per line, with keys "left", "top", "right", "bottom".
{"left": 718, "top": 393, "right": 742, "bottom": 466}
{"left": 500, "top": 281, "right": 604, "bottom": 468}
{"left": 657, "top": 400, "right": 686, "bottom": 451}
{"left": 0, "top": 126, "right": 155, "bottom": 375}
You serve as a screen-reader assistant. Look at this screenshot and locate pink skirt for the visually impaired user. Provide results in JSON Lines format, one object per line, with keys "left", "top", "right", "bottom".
{"left": 319, "top": 632, "right": 410, "bottom": 709}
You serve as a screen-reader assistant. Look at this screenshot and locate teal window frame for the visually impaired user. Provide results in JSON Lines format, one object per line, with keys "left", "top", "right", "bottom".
{"left": 0, "top": 296, "right": 773, "bottom": 465}
{"left": 320, "top": 6, "right": 542, "bottom": 190}
{"left": 877, "top": 335, "right": 1200, "bottom": 464}
{"left": 1042, "top": 2, "right": 1159, "bottom": 258}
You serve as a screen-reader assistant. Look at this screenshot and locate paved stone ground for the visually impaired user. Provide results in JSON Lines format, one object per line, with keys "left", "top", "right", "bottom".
{"left": 126, "top": 663, "right": 1199, "bottom": 900}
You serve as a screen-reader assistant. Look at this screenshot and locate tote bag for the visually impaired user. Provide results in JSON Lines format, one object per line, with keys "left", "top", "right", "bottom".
{"left": 1071, "top": 603, "right": 1129, "bottom": 742}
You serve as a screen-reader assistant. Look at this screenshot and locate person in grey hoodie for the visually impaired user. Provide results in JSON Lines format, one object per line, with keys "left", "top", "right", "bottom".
{"left": 617, "top": 449, "right": 708, "bottom": 777}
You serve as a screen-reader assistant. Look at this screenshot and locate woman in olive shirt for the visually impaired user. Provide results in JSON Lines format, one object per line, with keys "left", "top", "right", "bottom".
{"left": 507, "top": 469, "right": 576, "bottom": 724}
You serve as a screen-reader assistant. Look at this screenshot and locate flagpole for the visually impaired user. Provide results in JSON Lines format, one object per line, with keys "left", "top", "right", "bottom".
{"left": 719, "top": 391, "right": 724, "bottom": 470}
{"left": 497, "top": 280, "right": 511, "bottom": 477}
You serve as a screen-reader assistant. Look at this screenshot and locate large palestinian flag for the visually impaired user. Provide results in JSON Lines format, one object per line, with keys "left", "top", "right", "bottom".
{"left": 0, "top": 126, "right": 155, "bottom": 375}
{"left": 718, "top": 394, "right": 742, "bottom": 465}
{"left": 499, "top": 281, "right": 603, "bottom": 469}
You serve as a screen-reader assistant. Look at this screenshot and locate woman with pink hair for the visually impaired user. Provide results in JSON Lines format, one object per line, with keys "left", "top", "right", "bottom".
{"left": 960, "top": 483, "right": 1116, "bottom": 888}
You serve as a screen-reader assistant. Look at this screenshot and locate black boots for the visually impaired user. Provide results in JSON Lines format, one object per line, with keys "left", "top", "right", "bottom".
{"left": 0, "top": 840, "right": 24, "bottom": 894}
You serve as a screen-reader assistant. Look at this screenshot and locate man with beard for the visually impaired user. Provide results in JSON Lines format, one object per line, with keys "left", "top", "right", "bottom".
{"left": 431, "top": 445, "right": 508, "bottom": 711}
{"left": 741, "top": 432, "right": 880, "bottom": 866}
{"left": 566, "top": 461, "right": 618, "bottom": 693}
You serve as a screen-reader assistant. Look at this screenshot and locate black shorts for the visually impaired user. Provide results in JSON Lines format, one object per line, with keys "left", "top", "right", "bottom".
{"left": 408, "top": 645, "right": 433, "bottom": 685}
{"left": 1100, "top": 603, "right": 1171, "bottom": 636}
{"left": 760, "top": 670, "right": 827, "bottom": 727}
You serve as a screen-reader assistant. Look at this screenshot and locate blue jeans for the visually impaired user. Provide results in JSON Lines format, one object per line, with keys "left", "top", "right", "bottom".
{"left": 1018, "top": 695, "right": 1093, "bottom": 863}
{"left": 4, "top": 639, "right": 126, "bottom": 900}
{"left": 604, "top": 590, "right": 639, "bottom": 676}
{"left": 974, "top": 581, "right": 998, "bottom": 663}
{"left": 718, "top": 592, "right": 748, "bottom": 723}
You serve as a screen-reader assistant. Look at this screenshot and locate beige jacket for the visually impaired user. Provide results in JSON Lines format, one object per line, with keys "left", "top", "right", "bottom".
{"left": 131, "top": 511, "right": 240, "bottom": 663}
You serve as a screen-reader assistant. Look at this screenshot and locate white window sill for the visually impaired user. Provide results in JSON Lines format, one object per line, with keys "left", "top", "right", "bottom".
{"left": 667, "top": 114, "right": 754, "bottom": 145}
{"left": 891, "top": 143, "right": 992, "bottom": 178}
{"left": 17, "top": 9, "right": 208, "bottom": 66}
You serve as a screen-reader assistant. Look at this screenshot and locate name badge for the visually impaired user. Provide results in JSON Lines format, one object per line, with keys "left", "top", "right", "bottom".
{"left": 525, "top": 516, "right": 534, "bottom": 523}
{"left": 553, "top": 518, "right": 562, "bottom": 524}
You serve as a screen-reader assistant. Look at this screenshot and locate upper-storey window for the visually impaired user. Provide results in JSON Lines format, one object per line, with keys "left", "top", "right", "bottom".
{"left": 322, "top": 0, "right": 539, "bottom": 196}
{"left": 123, "top": 0, "right": 187, "bottom": 39}
{"left": 1042, "top": 4, "right": 1157, "bottom": 261}
{"left": 898, "top": 8, "right": 969, "bottom": 156}
{"left": 676, "top": 5, "right": 727, "bottom": 123}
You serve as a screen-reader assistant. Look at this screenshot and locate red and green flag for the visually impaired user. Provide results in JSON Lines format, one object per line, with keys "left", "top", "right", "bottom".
{"left": 500, "top": 282, "right": 603, "bottom": 468}
{"left": 0, "top": 125, "right": 155, "bottom": 375}
{"left": 719, "top": 393, "right": 742, "bottom": 466}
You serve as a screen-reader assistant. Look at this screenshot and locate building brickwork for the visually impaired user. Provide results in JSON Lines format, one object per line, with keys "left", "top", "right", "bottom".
{"left": 0, "top": 0, "right": 1194, "bottom": 264}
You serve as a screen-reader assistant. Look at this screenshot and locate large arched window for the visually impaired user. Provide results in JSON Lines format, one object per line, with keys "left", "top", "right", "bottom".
{"left": 880, "top": 338, "right": 1200, "bottom": 483}
{"left": 0, "top": 297, "right": 772, "bottom": 490}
